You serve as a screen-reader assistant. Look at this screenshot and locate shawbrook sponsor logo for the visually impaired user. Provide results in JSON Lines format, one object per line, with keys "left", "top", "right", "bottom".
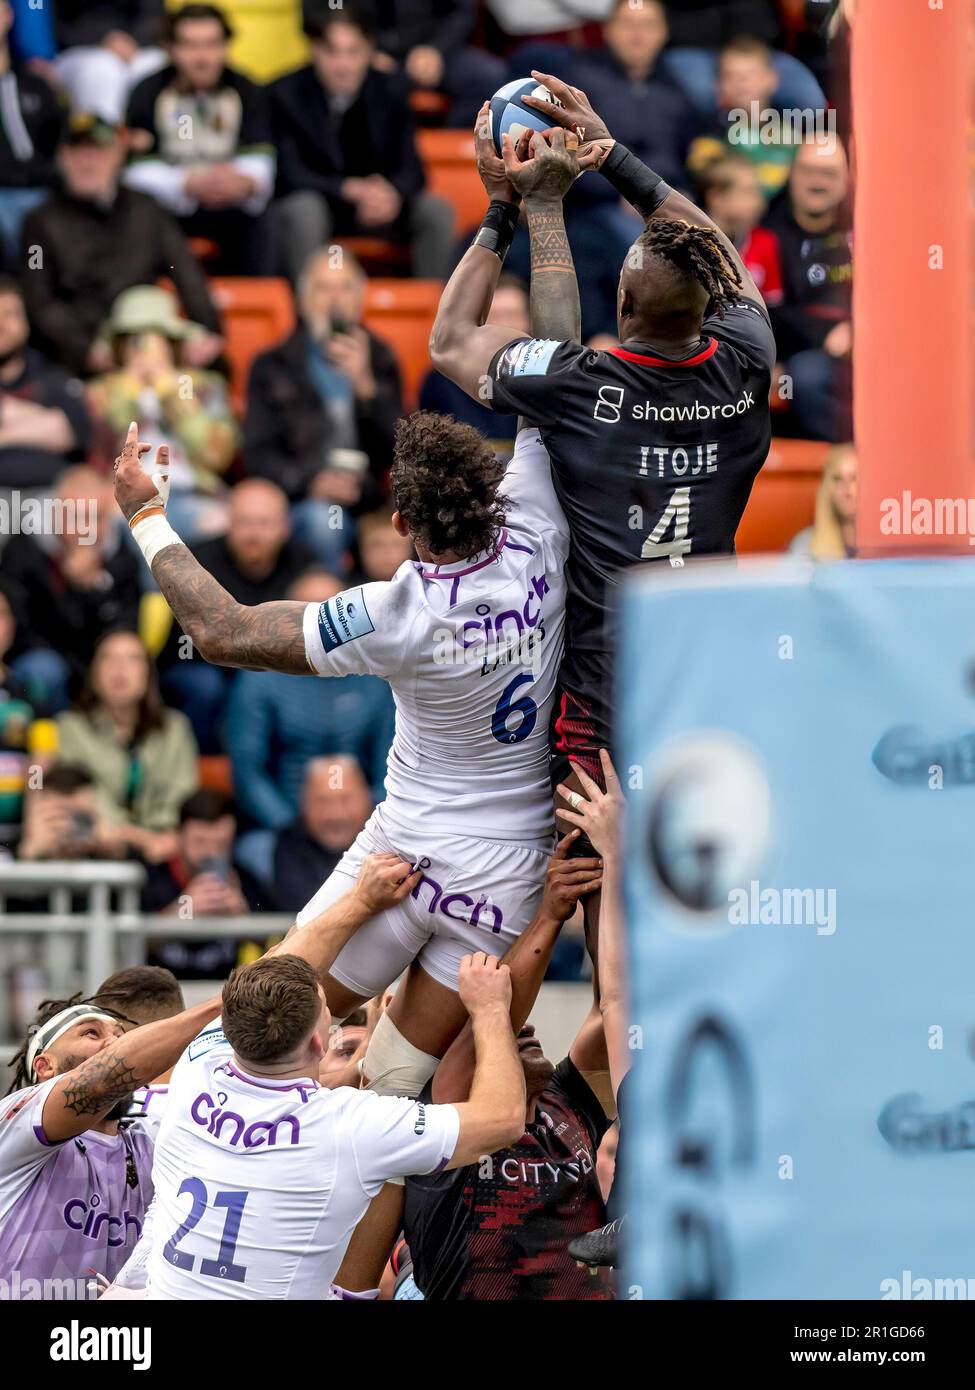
{"left": 880, "top": 491, "right": 975, "bottom": 542}
{"left": 50, "top": 1320, "right": 151, "bottom": 1370}
{"left": 633, "top": 389, "right": 756, "bottom": 423}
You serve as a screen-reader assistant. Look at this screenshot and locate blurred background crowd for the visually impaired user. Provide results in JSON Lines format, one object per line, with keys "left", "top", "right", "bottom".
{"left": 0, "top": 0, "right": 855, "bottom": 991}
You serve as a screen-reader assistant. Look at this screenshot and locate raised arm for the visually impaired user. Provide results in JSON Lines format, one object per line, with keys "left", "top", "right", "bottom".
{"left": 428, "top": 106, "right": 528, "bottom": 400}
{"left": 555, "top": 750, "right": 629, "bottom": 1100}
{"left": 113, "top": 424, "right": 310, "bottom": 674}
{"left": 41, "top": 997, "right": 222, "bottom": 1144}
{"left": 524, "top": 71, "right": 765, "bottom": 309}
{"left": 445, "top": 954, "right": 527, "bottom": 1168}
{"left": 432, "top": 834, "right": 601, "bottom": 1104}
{"left": 270, "top": 855, "right": 420, "bottom": 981}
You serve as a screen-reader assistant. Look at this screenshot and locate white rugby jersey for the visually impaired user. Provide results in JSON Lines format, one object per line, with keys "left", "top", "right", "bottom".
{"left": 144, "top": 1023, "right": 460, "bottom": 1300}
{"left": 127, "top": 1085, "right": 169, "bottom": 1137}
{"left": 302, "top": 428, "right": 568, "bottom": 847}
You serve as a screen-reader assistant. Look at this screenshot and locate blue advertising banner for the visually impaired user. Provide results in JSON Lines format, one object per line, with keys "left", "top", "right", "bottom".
{"left": 620, "top": 558, "right": 975, "bottom": 1300}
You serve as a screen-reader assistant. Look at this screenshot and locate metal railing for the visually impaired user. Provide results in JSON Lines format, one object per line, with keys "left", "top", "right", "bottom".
{"left": 0, "top": 862, "right": 292, "bottom": 1041}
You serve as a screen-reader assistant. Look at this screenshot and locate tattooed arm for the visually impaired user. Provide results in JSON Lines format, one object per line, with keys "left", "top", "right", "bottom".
{"left": 113, "top": 425, "right": 311, "bottom": 674}
{"left": 428, "top": 104, "right": 533, "bottom": 402}
{"left": 41, "top": 998, "right": 221, "bottom": 1142}
{"left": 151, "top": 548, "right": 310, "bottom": 674}
{"left": 491, "top": 124, "right": 583, "bottom": 344}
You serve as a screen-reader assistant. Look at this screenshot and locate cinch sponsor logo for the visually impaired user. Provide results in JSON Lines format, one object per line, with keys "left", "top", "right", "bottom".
{"left": 190, "top": 1091, "right": 302, "bottom": 1148}
{"left": 411, "top": 874, "right": 503, "bottom": 933}
{"left": 62, "top": 1195, "right": 142, "bottom": 1247}
{"left": 633, "top": 390, "right": 756, "bottom": 423}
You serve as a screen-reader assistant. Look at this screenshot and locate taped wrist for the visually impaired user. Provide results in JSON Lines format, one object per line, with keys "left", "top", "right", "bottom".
{"left": 601, "top": 142, "right": 673, "bottom": 218}
{"left": 473, "top": 199, "right": 520, "bottom": 262}
{"left": 130, "top": 510, "right": 183, "bottom": 568}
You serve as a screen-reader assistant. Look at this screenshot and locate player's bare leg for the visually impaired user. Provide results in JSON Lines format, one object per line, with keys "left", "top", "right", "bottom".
{"left": 319, "top": 973, "right": 371, "bottom": 1022}
{"left": 384, "top": 960, "right": 472, "bottom": 1061}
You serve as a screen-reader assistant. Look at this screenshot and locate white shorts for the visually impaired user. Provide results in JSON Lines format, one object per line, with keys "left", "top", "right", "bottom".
{"left": 295, "top": 807, "right": 552, "bottom": 995}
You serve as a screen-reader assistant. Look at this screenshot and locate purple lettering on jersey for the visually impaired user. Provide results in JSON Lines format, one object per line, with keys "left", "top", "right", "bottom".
{"left": 0, "top": 1101, "right": 152, "bottom": 1294}
{"left": 411, "top": 875, "right": 504, "bottom": 933}
{"left": 191, "top": 1091, "right": 302, "bottom": 1148}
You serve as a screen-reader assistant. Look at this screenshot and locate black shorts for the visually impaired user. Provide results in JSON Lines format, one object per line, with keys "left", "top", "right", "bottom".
{"left": 551, "top": 689, "right": 607, "bottom": 860}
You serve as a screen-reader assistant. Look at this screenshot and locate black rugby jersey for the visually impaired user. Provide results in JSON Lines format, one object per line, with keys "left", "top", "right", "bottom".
{"left": 404, "top": 1059, "right": 612, "bottom": 1301}
{"left": 487, "top": 301, "right": 775, "bottom": 750}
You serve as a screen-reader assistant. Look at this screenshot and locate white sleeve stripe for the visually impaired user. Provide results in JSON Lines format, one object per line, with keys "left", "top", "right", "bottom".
{"left": 302, "top": 601, "right": 330, "bottom": 676}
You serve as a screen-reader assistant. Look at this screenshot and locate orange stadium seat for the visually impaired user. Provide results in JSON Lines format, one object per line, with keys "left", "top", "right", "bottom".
{"left": 363, "top": 279, "right": 442, "bottom": 411}
{"left": 418, "top": 128, "right": 486, "bottom": 234}
{"left": 736, "top": 438, "right": 828, "bottom": 553}
{"left": 410, "top": 89, "right": 450, "bottom": 122}
{"left": 333, "top": 236, "right": 411, "bottom": 274}
{"left": 209, "top": 277, "right": 296, "bottom": 413}
{"left": 197, "top": 756, "right": 235, "bottom": 798}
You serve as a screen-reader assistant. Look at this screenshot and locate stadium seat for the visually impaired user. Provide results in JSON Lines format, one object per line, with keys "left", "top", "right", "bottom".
{"left": 736, "top": 439, "right": 828, "bottom": 553}
{"left": 333, "top": 237, "right": 411, "bottom": 275}
{"left": 418, "top": 129, "right": 487, "bottom": 232}
{"left": 197, "top": 755, "right": 235, "bottom": 798}
{"left": 208, "top": 277, "right": 296, "bottom": 414}
{"left": 410, "top": 89, "right": 451, "bottom": 122}
{"left": 187, "top": 236, "right": 221, "bottom": 265}
{"left": 363, "top": 279, "right": 443, "bottom": 411}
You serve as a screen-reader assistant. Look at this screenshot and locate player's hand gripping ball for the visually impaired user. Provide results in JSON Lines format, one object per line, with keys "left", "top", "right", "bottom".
{"left": 489, "top": 77, "right": 565, "bottom": 156}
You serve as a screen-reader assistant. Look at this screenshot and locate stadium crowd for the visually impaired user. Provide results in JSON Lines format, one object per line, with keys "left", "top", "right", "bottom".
{"left": 0, "top": 0, "right": 849, "bottom": 960}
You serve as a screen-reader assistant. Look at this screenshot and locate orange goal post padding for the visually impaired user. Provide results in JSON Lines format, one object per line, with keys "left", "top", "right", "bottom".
{"left": 852, "top": 0, "right": 974, "bottom": 553}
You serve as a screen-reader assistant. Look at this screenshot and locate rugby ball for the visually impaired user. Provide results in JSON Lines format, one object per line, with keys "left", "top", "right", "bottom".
{"left": 489, "top": 78, "right": 563, "bottom": 156}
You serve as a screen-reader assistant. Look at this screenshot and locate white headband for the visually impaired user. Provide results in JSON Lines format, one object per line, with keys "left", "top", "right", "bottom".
{"left": 26, "top": 1005, "right": 119, "bottom": 1079}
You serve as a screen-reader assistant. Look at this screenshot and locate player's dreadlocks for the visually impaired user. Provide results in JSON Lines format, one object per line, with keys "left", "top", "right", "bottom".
{"left": 393, "top": 412, "right": 509, "bottom": 560}
{"left": 636, "top": 219, "right": 743, "bottom": 319}
{"left": 5, "top": 992, "right": 134, "bottom": 1096}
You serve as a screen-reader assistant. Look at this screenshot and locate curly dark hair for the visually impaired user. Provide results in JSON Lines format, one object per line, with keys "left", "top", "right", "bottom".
{"left": 636, "top": 219, "right": 743, "bottom": 319}
{"left": 391, "top": 413, "right": 509, "bottom": 560}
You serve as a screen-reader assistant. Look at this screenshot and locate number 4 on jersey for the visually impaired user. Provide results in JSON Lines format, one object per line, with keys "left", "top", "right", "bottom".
{"left": 642, "top": 487, "right": 692, "bottom": 562}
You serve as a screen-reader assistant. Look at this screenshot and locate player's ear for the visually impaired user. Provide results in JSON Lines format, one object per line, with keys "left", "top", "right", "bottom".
{"left": 391, "top": 510, "right": 410, "bottom": 539}
{"left": 33, "top": 1052, "right": 54, "bottom": 1081}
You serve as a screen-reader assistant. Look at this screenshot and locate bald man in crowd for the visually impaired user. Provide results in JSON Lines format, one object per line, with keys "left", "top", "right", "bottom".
{"left": 157, "top": 478, "right": 319, "bottom": 751}
{"left": 272, "top": 755, "right": 374, "bottom": 915}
